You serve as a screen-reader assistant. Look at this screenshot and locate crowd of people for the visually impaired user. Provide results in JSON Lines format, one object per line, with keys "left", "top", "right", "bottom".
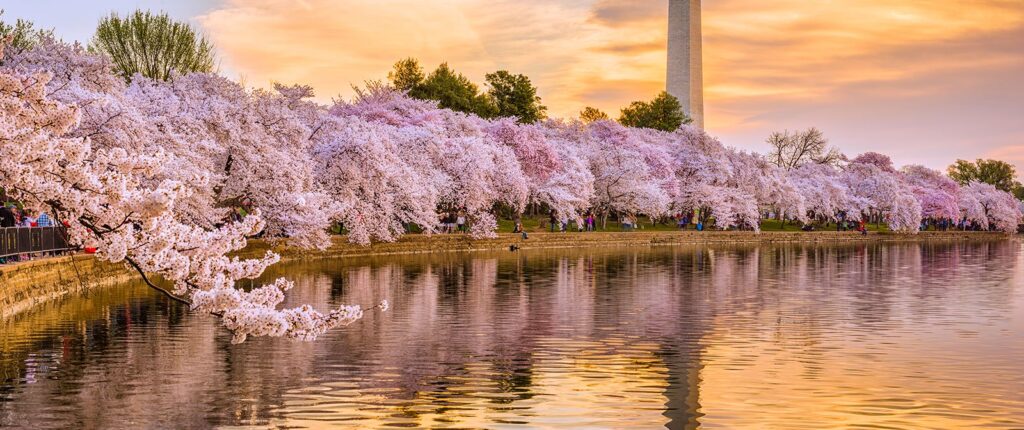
{"left": 438, "top": 211, "right": 468, "bottom": 233}
{"left": 498, "top": 207, "right": 1015, "bottom": 236}
{"left": 0, "top": 204, "right": 54, "bottom": 228}
{"left": 0, "top": 203, "right": 69, "bottom": 264}
{"left": 532, "top": 211, "right": 601, "bottom": 233}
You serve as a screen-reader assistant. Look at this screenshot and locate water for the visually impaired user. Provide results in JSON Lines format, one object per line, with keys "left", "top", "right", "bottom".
{"left": 2, "top": 241, "right": 1023, "bottom": 429}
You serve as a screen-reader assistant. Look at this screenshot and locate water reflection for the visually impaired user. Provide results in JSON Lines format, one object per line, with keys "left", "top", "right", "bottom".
{"left": 2, "top": 241, "right": 1023, "bottom": 429}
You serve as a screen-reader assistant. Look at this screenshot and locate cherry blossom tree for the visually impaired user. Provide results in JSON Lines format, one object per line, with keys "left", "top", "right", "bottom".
{"left": 849, "top": 152, "right": 897, "bottom": 172}
{"left": 788, "top": 163, "right": 855, "bottom": 222}
{"left": 666, "top": 126, "right": 772, "bottom": 230}
{"left": 3, "top": 38, "right": 338, "bottom": 248}
{"left": 135, "top": 74, "right": 338, "bottom": 248}
{"left": 331, "top": 85, "right": 528, "bottom": 238}
{"left": 584, "top": 120, "right": 673, "bottom": 226}
{"left": 842, "top": 153, "right": 921, "bottom": 232}
{"left": 725, "top": 149, "right": 807, "bottom": 223}
{"left": 0, "top": 41, "right": 385, "bottom": 344}
{"left": 311, "top": 116, "right": 440, "bottom": 244}
{"left": 957, "top": 187, "right": 989, "bottom": 230}
{"left": 486, "top": 118, "right": 597, "bottom": 223}
{"left": 964, "top": 182, "right": 1022, "bottom": 233}
{"left": 901, "top": 165, "right": 960, "bottom": 221}
{"left": 528, "top": 120, "right": 596, "bottom": 223}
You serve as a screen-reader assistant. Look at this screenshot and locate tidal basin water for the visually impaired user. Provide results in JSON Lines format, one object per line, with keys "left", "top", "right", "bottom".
{"left": 2, "top": 241, "right": 1023, "bottom": 429}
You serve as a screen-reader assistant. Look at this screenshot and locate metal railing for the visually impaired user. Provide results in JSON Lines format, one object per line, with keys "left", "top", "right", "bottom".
{"left": 0, "top": 227, "right": 74, "bottom": 259}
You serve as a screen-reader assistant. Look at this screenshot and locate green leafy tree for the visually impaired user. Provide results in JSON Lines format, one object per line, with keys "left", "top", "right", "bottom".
{"left": 947, "top": 159, "right": 1024, "bottom": 199}
{"left": 90, "top": 10, "right": 215, "bottom": 82}
{"left": 579, "top": 106, "right": 610, "bottom": 123}
{"left": 484, "top": 70, "right": 546, "bottom": 123}
{"left": 0, "top": 10, "right": 54, "bottom": 55}
{"left": 388, "top": 57, "right": 425, "bottom": 94}
{"left": 418, "top": 62, "right": 496, "bottom": 118}
{"left": 618, "top": 91, "right": 691, "bottom": 131}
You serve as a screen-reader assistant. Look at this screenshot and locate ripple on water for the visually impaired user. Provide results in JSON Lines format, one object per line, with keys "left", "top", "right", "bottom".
{"left": 2, "top": 241, "right": 1023, "bottom": 429}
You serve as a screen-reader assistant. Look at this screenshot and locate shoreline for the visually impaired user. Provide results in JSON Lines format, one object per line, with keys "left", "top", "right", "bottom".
{"left": 2, "top": 230, "right": 1016, "bottom": 320}
{"left": 241, "top": 230, "right": 1016, "bottom": 262}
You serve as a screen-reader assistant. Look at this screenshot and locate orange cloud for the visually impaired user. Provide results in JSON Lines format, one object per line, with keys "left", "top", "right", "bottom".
{"left": 199, "top": 0, "right": 496, "bottom": 99}
{"left": 697, "top": 0, "right": 1024, "bottom": 173}
{"left": 198, "top": 0, "right": 670, "bottom": 118}
{"left": 703, "top": 0, "right": 1024, "bottom": 104}
{"left": 588, "top": 0, "right": 664, "bottom": 27}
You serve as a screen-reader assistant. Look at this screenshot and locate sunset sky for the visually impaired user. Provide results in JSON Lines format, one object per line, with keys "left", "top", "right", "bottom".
{"left": 5, "top": 0, "right": 1023, "bottom": 176}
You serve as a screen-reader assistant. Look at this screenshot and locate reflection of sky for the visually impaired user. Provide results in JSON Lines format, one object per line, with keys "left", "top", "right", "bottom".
{"left": 1, "top": 242, "right": 1022, "bottom": 428}
{"left": 5, "top": 1, "right": 1023, "bottom": 177}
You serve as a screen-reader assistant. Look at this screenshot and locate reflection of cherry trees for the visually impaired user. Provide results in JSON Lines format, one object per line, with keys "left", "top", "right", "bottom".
{"left": 2, "top": 241, "right": 1022, "bottom": 428}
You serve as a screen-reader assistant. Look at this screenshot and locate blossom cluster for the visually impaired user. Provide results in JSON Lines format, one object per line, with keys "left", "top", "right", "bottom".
{"left": 0, "top": 38, "right": 382, "bottom": 343}
{"left": 1, "top": 38, "right": 1020, "bottom": 341}
{"left": 334, "top": 89, "right": 1021, "bottom": 234}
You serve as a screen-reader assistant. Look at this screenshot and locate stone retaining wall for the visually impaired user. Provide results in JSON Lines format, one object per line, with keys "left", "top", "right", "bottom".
{"left": 0, "top": 255, "right": 135, "bottom": 319}
{"left": 1, "top": 231, "right": 1015, "bottom": 319}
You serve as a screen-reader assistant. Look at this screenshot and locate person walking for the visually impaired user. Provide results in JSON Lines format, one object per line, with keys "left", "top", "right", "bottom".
{"left": 549, "top": 211, "right": 557, "bottom": 233}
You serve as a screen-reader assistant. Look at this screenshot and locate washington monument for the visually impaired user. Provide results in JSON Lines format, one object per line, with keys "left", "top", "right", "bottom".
{"left": 667, "top": 0, "right": 704, "bottom": 128}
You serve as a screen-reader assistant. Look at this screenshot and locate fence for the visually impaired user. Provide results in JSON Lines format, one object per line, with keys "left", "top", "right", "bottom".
{"left": 0, "top": 227, "right": 74, "bottom": 259}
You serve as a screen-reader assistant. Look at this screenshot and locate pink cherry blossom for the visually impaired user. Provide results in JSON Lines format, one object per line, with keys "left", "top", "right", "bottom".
{"left": 0, "top": 38, "right": 382, "bottom": 344}
{"left": 901, "top": 165, "right": 960, "bottom": 221}
{"left": 843, "top": 154, "right": 922, "bottom": 232}
{"left": 788, "top": 163, "right": 854, "bottom": 221}
{"left": 963, "top": 182, "right": 1022, "bottom": 233}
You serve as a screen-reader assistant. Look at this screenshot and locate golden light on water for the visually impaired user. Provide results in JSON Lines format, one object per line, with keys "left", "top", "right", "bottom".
{"left": 3, "top": 243, "right": 1023, "bottom": 428}
{"left": 270, "top": 339, "right": 672, "bottom": 428}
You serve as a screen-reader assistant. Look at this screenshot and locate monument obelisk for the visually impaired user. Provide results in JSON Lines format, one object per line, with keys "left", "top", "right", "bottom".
{"left": 667, "top": 0, "right": 704, "bottom": 128}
